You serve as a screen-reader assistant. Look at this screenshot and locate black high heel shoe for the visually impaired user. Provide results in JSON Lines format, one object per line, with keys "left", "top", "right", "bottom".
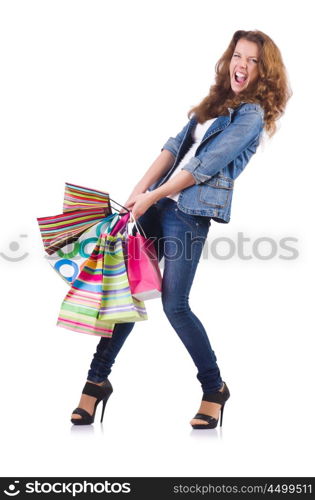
{"left": 71, "top": 379, "right": 113, "bottom": 425}
{"left": 191, "top": 381, "right": 230, "bottom": 429}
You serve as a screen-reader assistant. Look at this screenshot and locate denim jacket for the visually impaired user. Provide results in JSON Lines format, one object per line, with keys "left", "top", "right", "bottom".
{"left": 149, "top": 102, "right": 264, "bottom": 223}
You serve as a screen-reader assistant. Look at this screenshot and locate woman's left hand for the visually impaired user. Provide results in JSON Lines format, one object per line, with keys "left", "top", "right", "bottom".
{"left": 131, "top": 192, "right": 155, "bottom": 220}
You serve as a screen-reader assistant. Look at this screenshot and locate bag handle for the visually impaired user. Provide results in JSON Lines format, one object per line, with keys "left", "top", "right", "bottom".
{"left": 132, "top": 217, "right": 147, "bottom": 239}
{"left": 110, "top": 213, "right": 130, "bottom": 236}
{"left": 110, "top": 211, "right": 148, "bottom": 239}
{"left": 106, "top": 213, "right": 120, "bottom": 232}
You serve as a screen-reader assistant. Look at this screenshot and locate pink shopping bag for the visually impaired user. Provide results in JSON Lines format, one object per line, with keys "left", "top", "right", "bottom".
{"left": 109, "top": 210, "right": 162, "bottom": 300}
{"left": 126, "top": 232, "right": 162, "bottom": 300}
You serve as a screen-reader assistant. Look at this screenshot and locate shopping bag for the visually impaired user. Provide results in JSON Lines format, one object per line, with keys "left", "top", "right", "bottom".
{"left": 63, "top": 181, "right": 112, "bottom": 213}
{"left": 114, "top": 212, "right": 162, "bottom": 300}
{"left": 37, "top": 182, "right": 112, "bottom": 255}
{"left": 37, "top": 207, "right": 109, "bottom": 255}
{"left": 98, "top": 232, "right": 148, "bottom": 323}
{"left": 46, "top": 213, "right": 119, "bottom": 284}
{"left": 57, "top": 233, "right": 115, "bottom": 337}
{"left": 127, "top": 232, "right": 162, "bottom": 300}
{"left": 37, "top": 181, "right": 148, "bottom": 338}
{"left": 57, "top": 232, "right": 147, "bottom": 337}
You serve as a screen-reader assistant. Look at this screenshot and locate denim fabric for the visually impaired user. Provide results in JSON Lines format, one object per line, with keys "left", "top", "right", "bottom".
{"left": 87, "top": 197, "right": 223, "bottom": 393}
{"left": 149, "top": 102, "right": 264, "bottom": 223}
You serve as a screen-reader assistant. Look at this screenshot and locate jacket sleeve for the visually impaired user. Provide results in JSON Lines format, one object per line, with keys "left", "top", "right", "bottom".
{"left": 180, "top": 106, "right": 264, "bottom": 184}
{"left": 160, "top": 120, "right": 191, "bottom": 157}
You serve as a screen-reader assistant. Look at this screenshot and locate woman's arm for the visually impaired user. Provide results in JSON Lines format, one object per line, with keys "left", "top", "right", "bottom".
{"left": 121, "top": 149, "right": 175, "bottom": 212}
{"left": 129, "top": 170, "right": 196, "bottom": 220}
{"left": 150, "top": 170, "right": 195, "bottom": 202}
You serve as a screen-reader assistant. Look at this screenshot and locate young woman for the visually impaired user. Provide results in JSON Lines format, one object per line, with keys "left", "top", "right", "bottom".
{"left": 71, "top": 30, "right": 291, "bottom": 428}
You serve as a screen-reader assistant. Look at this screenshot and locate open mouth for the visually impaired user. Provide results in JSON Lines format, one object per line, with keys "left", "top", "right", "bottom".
{"left": 234, "top": 71, "right": 248, "bottom": 85}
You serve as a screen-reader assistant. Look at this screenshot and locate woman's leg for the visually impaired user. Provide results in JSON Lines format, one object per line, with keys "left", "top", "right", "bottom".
{"left": 158, "top": 198, "right": 223, "bottom": 394}
{"left": 156, "top": 199, "right": 225, "bottom": 425}
{"left": 71, "top": 204, "right": 163, "bottom": 420}
{"left": 86, "top": 322, "right": 136, "bottom": 383}
{"left": 87, "top": 203, "right": 164, "bottom": 382}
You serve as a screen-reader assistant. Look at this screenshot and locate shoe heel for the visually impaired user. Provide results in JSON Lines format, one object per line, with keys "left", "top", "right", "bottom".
{"left": 100, "top": 396, "right": 109, "bottom": 423}
{"left": 220, "top": 403, "right": 225, "bottom": 427}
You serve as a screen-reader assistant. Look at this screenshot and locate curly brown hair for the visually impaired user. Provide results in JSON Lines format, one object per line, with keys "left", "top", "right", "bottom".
{"left": 189, "top": 30, "right": 292, "bottom": 137}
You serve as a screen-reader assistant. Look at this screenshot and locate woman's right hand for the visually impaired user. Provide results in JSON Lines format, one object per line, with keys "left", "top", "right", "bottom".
{"left": 119, "top": 199, "right": 134, "bottom": 215}
{"left": 119, "top": 191, "right": 145, "bottom": 215}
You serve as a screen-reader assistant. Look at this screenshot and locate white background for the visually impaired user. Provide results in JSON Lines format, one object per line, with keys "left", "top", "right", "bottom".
{"left": 0, "top": 0, "right": 314, "bottom": 478}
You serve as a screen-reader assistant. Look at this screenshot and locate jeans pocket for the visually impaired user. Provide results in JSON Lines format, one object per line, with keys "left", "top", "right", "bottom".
{"left": 175, "top": 207, "right": 211, "bottom": 235}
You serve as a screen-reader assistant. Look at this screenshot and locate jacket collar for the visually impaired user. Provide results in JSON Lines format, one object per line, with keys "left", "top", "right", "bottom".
{"left": 189, "top": 107, "right": 234, "bottom": 143}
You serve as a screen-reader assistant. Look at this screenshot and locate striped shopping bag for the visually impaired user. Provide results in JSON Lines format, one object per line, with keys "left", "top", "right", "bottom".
{"left": 98, "top": 233, "right": 148, "bottom": 323}
{"left": 37, "top": 208, "right": 109, "bottom": 255}
{"left": 47, "top": 213, "right": 119, "bottom": 284}
{"left": 37, "top": 182, "right": 112, "bottom": 255}
{"left": 57, "top": 232, "right": 147, "bottom": 337}
{"left": 63, "top": 181, "right": 112, "bottom": 213}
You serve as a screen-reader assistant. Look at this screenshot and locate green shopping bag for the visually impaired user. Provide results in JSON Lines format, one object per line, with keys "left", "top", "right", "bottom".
{"left": 98, "top": 233, "right": 148, "bottom": 323}
{"left": 57, "top": 231, "right": 147, "bottom": 338}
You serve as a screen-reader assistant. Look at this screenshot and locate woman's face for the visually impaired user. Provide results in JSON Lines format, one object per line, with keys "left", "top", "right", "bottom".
{"left": 229, "top": 38, "right": 260, "bottom": 94}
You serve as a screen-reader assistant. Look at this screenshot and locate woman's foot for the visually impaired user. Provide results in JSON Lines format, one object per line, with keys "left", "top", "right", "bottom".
{"left": 190, "top": 383, "right": 225, "bottom": 427}
{"left": 71, "top": 380, "right": 106, "bottom": 421}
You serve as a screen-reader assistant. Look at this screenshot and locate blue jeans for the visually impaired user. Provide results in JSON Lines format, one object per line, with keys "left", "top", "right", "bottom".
{"left": 87, "top": 197, "right": 223, "bottom": 393}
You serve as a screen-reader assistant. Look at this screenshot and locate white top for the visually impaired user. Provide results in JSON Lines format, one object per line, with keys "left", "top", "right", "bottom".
{"left": 166, "top": 117, "right": 217, "bottom": 202}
